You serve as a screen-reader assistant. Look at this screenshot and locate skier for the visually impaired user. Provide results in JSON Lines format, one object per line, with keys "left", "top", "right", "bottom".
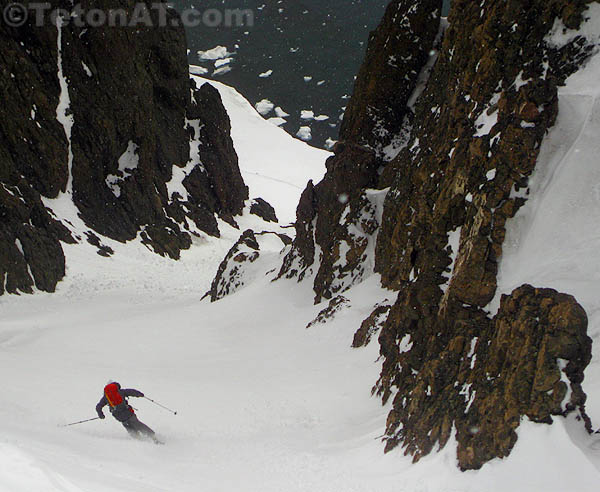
{"left": 96, "top": 381, "right": 159, "bottom": 443}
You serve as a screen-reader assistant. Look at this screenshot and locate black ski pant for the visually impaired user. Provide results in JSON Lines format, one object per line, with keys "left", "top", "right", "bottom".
{"left": 122, "top": 414, "right": 155, "bottom": 438}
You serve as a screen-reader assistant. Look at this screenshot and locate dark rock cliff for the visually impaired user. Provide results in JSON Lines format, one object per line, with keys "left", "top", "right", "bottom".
{"left": 278, "top": 0, "right": 597, "bottom": 470}
{"left": 339, "top": 0, "right": 442, "bottom": 153}
{"left": 278, "top": 0, "right": 443, "bottom": 303}
{"left": 0, "top": 0, "right": 248, "bottom": 294}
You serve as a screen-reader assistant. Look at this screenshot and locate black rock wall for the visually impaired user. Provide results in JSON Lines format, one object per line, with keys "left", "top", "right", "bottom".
{"left": 0, "top": 0, "right": 248, "bottom": 294}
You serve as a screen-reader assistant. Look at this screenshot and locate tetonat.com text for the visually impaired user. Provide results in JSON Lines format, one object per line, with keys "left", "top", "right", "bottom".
{"left": 2, "top": 2, "right": 255, "bottom": 29}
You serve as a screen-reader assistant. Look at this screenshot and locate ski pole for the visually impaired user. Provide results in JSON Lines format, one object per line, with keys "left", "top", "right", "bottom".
{"left": 58, "top": 417, "right": 102, "bottom": 428}
{"left": 144, "top": 396, "right": 177, "bottom": 415}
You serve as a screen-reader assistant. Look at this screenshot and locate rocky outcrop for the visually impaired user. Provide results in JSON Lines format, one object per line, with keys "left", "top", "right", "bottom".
{"left": 306, "top": 295, "right": 350, "bottom": 329}
{"left": 371, "top": 0, "right": 597, "bottom": 468}
{"left": 279, "top": 0, "right": 597, "bottom": 470}
{"left": 1, "top": 4, "right": 75, "bottom": 294}
{"left": 0, "top": 1, "right": 248, "bottom": 294}
{"left": 183, "top": 81, "right": 248, "bottom": 227}
{"left": 250, "top": 198, "right": 278, "bottom": 223}
{"left": 340, "top": 0, "right": 443, "bottom": 153}
{"left": 206, "top": 229, "right": 290, "bottom": 302}
{"left": 378, "top": 285, "right": 591, "bottom": 470}
{"left": 0, "top": 183, "right": 74, "bottom": 294}
{"left": 352, "top": 301, "right": 391, "bottom": 347}
{"left": 277, "top": 1, "right": 443, "bottom": 304}
{"left": 456, "top": 286, "right": 592, "bottom": 469}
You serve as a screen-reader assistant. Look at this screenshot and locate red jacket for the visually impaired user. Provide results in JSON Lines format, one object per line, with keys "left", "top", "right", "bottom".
{"left": 96, "top": 382, "right": 144, "bottom": 422}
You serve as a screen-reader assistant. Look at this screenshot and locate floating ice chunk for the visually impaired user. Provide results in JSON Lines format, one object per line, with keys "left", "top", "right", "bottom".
{"left": 198, "top": 46, "right": 230, "bottom": 60}
{"left": 189, "top": 65, "right": 208, "bottom": 75}
{"left": 255, "top": 99, "right": 275, "bottom": 116}
{"left": 296, "top": 126, "right": 312, "bottom": 141}
{"left": 212, "top": 66, "right": 232, "bottom": 77}
{"left": 275, "top": 107, "right": 289, "bottom": 118}
{"left": 215, "top": 58, "right": 233, "bottom": 68}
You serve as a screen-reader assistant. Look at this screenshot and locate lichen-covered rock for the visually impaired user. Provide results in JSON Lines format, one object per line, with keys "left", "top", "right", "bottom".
{"left": 277, "top": 0, "right": 443, "bottom": 302}
{"left": 277, "top": 0, "right": 597, "bottom": 470}
{"left": 369, "top": 0, "right": 598, "bottom": 469}
{"left": 378, "top": 285, "right": 591, "bottom": 470}
{"left": 352, "top": 302, "right": 391, "bottom": 348}
{"left": 456, "top": 285, "right": 592, "bottom": 470}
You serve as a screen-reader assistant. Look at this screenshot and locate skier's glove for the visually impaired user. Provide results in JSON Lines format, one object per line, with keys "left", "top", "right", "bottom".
{"left": 98, "top": 413, "right": 105, "bottom": 419}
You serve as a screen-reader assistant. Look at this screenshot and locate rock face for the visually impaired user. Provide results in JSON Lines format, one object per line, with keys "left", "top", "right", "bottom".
{"left": 0, "top": 1, "right": 248, "bottom": 294}
{"left": 206, "top": 229, "right": 290, "bottom": 302}
{"left": 278, "top": 0, "right": 597, "bottom": 470}
{"left": 277, "top": 0, "right": 443, "bottom": 304}
{"left": 206, "top": 229, "right": 261, "bottom": 302}
{"left": 340, "top": 0, "right": 442, "bottom": 153}
{"left": 280, "top": 0, "right": 442, "bottom": 302}
{"left": 456, "top": 286, "right": 592, "bottom": 469}
{"left": 306, "top": 295, "right": 351, "bottom": 329}
{"left": 249, "top": 198, "right": 278, "bottom": 223}
{"left": 377, "top": 285, "right": 591, "bottom": 470}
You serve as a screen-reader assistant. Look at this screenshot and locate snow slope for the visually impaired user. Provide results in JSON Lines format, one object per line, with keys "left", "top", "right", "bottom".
{"left": 192, "top": 72, "right": 330, "bottom": 225}
{"left": 2, "top": 47, "right": 600, "bottom": 491}
{"left": 493, "top": 11, "right": 600, "bottom": 470}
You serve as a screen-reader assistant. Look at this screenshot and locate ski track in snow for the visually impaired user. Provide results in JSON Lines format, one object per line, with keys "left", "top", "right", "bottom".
{"left": 3, "top": 41, "right": 600, "bottom": 489}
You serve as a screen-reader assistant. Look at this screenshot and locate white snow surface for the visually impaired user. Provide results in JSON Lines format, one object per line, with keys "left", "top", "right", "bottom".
{"left": 4, "top": 35, "right": 600, "bottom": 490}
{"left": 494, "top": 33, "right": 600, "bottom": 436}
{"left": 105, "top": 141, "right": 140, "bottom": 198}
{"left": 267, "top": 116, "right": 287, "bottom": 127}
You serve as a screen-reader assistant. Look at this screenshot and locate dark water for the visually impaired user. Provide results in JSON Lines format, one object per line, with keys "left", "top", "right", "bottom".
{"left": 171, "top": 0, "right": 389, "bottom": 148}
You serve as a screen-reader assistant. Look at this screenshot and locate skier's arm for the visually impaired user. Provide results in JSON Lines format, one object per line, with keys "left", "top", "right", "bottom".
{"left": 96, "top": 396, "right": 107, "bottom": 418}
{"left": 122, "top": 388, "right": 144, "bottom": 398}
